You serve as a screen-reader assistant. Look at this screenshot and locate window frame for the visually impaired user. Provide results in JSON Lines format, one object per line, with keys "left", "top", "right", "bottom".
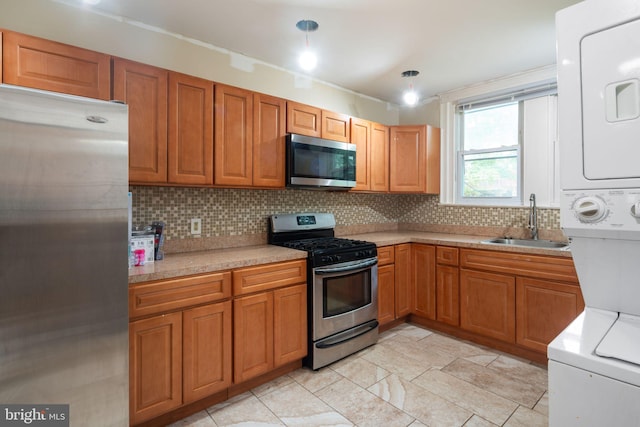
{"left": 456, "top": 100, "right": 524, "bottom": 206}
{"left": 438, "top": 66, "right": 558, "bottom": 207}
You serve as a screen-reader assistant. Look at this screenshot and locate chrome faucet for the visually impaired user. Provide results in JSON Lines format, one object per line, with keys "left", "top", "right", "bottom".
{"left": 528, "top": 193, "right": 538, "bottom": 240}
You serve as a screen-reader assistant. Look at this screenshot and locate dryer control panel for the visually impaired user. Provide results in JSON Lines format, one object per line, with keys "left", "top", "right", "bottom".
{"left": 561, "top": 189, "right": 640, "bottom": 239}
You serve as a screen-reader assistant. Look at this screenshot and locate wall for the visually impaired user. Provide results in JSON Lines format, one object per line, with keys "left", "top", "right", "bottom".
{"left": 132, "top": 186, "right": 562, "bottom": 253}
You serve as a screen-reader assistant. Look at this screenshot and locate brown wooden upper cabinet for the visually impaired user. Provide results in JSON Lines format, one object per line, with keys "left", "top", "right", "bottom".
{"left": 389, "top": 125, "right": 440, "bottom": 193}
{"left": 286, "top": 101, "right": 351, "bottom": 142}
{"left": 113, "top": 58, "right": 169, "bottom": 184}
{"left": 350, "top": 118, "right": 371, "bottom": 191}
{"left": 253, "top": 93, "right": 286, "bottom": 188}
{"left": 370, "top": 122, "right": 390, "bottom": 192}
{"left": 2, "top": 30, "right": 110, "bottom": 100}
{"left": 351, "top": 119, "right": 389, "bottom": 192}
{"left": 215, "top": 85, "right": 285, "bottom": 188}
{"left": 168, "top": 72, "right": 214, "bottom": 185}
{"left": 321, "top": 110, "right": 350, "bottom": 142}
{"left": 287, "top": 101, "right": 321, "bottom": 137}
{"left": 214, "top": 84, "right": 253, "bottom": 186}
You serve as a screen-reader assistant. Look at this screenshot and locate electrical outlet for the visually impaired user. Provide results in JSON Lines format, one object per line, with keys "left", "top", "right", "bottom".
{"left": 190, "top": 218, "right": 202, "bottom": 235}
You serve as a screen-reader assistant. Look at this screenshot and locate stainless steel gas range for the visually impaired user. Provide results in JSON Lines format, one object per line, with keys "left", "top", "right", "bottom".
{"left": 269, "top": 213, "right": 379, "bottom": 370}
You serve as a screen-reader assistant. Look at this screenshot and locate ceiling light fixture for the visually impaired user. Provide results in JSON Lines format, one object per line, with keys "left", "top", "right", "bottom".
{"left": 296, "top": 19, "right": 319, "bottom": 71}
{"left": 401, "top": 70, "right": 420, "bottom": 106}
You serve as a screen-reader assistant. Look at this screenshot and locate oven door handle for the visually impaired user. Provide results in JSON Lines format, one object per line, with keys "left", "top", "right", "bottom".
{"left": 314, "top": 258, "right": 378, "bottom": 274}
{"left": 315, "top": 320, "right": 379, "bottom": 349}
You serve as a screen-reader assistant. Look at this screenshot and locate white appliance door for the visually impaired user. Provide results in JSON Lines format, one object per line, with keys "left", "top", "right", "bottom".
{"left": 581, "top": 17, "right": 640, "bottom": 181}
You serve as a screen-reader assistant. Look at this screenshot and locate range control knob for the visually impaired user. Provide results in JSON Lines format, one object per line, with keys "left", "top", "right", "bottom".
{"left": 631, "top": 202, "right": 640, "bottom": 219}
{"left": 573, "top": 196, "right": 608, "bottom": 223}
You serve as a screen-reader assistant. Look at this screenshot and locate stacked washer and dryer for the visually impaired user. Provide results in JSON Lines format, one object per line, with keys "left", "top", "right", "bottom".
{"left": 550, "top": 0, "right": 640, "bottom": 425}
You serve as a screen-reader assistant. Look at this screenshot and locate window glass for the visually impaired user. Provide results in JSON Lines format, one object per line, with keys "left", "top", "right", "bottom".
{"left": 458, "top": 102, "right": 521, "bottom": 203}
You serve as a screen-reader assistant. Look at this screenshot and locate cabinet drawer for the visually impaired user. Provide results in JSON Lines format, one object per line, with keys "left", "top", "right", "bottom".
{"left": 377, "top": 245, "right": 395, "bottom": 266}
{"left": 233, "top": 260, "right": 306, "bottom": 296}
{"left": 436, "top": 246, "right": 459, "bottom": 266}
{"left": 460, "top": 249, "right": 578, "bottom": 283}
{"left": 129, "top": 271, "right": 231, "bottom": 318}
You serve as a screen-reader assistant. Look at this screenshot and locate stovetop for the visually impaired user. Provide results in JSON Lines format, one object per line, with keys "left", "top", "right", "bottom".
{"left": 274, "top": 236, "right": 376, "bottom": 267}
{"left": 268, "top": 213, "right": 377, "bottom": 267}
{"left": 280, "top": 237, "right": 372, "bottom": 252}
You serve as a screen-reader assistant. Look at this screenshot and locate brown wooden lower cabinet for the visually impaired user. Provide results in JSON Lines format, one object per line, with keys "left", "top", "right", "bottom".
{"left": 129, "top": 260, "right": 307, "bottom": 425}
{"left": 129, "top": 312, "right": 183, "bottom": 425}
{"left": 377, "top": 263, "right": 396, "bottom": 326}
{"left": 436, "top": 264, "right": 460, "bottom": 326}
{"left": 459, "top": 268, "right": 516, "bottom": 343}
{"left": 183, "top": 301, "right": 232, "bottom": 402}
{"left": 274, "top": 284, "right": 307, "bottom": 365}
{"left": 516, "top": 276, "right": 585, "bottom": 353}
{"left": 394, "top": 244, "right": 412, "bottom": 318}
{"left": 412, "top": 244, "right": 436, "bottom": 320}
{"left": 233, "top": 291, "right": 274, "bottom": 383}
{"left": 233, "top": 283, "right": 307, "bottom": 384}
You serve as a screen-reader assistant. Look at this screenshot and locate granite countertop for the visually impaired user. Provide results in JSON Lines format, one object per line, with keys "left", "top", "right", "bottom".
{"left": 128, "top": 244, "right": 307, "bottom": 284}
{"left": 342, "top": 231, "right": 572, "bottom": 257}
{"left": 129, "top": 231, "right": 572, "bottom": 284}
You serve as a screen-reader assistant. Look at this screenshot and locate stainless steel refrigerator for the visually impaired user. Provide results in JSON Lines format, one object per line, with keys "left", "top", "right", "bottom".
{"left": 0, "top": 85, "right": 129, "bottom": 426}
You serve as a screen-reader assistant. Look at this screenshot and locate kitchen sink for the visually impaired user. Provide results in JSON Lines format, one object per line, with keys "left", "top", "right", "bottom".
{"left": 481, "top": 238, "right": 570, "bottom": 250}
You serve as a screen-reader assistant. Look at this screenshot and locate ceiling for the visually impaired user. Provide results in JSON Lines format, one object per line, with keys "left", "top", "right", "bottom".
{"left": 81, "top": 0, "right": 581, "bottom": 106}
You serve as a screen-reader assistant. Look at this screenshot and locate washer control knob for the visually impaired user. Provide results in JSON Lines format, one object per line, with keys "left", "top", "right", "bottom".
{"left": 631, "top": 202, "right": 640, "bottom": 218}
{"left": 574, "top": 196, "right": 608, "bottom": 223}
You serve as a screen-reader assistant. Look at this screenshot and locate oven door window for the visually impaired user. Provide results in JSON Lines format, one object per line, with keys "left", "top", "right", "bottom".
{"left": 323, "top": 270, "right": 371, "bottom": 317}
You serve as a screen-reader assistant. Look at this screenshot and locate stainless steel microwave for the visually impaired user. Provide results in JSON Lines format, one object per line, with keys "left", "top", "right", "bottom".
{"left": 286, "top": 133, "right": 356, "bottom": 189}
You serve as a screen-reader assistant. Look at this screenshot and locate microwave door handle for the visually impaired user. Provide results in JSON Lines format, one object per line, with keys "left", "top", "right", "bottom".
{"left": 314, "top": 258, "right": 378, "bottom": 274}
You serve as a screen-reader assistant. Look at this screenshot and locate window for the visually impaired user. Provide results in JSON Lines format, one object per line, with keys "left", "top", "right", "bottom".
{"left": 439, "top": 71, "right": 559, "bottom": 207}
{"left": 457, "top": 101, "right": 521, "bottom": 204}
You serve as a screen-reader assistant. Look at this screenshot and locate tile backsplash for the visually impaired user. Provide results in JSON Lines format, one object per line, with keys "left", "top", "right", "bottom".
{"left": 131, "top": 186, "right": 562, "bottom": 253}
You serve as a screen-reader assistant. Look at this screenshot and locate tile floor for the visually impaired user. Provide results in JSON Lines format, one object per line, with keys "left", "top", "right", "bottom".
{"left": 169, "top": 323, "right": 549, "bottom": 427}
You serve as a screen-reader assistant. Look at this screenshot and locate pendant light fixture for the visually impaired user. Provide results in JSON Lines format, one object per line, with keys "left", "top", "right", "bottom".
{"left": 296, "top": 19, "right": 319, "bottom": 71}
{"left": 401, "top": 70, "right": 420, "bottom": 106}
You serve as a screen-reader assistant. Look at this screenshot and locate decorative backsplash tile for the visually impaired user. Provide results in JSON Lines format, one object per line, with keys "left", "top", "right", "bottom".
{"left": 130, "top": 186, "right": 561, "bottom": 253}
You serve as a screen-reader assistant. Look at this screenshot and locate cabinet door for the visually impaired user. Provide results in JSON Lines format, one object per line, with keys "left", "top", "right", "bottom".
{"left": 183, "top": 300, "right": 232, "bottom": 403}
{"left": 460, "top": 269, "right": 516, "bottom": 342}
{"left": 2, "top": 31, "right": 110, "bottom": 99}
{"left": 129, "top": 312, "right": 182, "bottom": 425}
{"left": 389, "top": 125, "right": 426, "bottom": 193}
{"left": 233, "top": 292, "right": 274, "bottom": 383}
{"left": 394, "top": 244, "right": 412, "bottom": 318}
{"left": 168, "top": 72, "right": 213, "bottom": 185}
{"left": 322, "top": 110, "right": 350, "bottom": 142}
{"left": 377, "top": 264, "right": 396, "bottom": 326}
{"left": 253, "top": 93, "right": 286, "bottom": 188}
{"left": 370, "top": 123, "right": 390, "bottom": 192}
{"left": 274, "top": 284, "right": 307, "bottom": 366}
{"left": 215, "top": 84, "right": 253, "bottom": 186}
{"left": 113, "top": 58, "right": 168, "bottom": 183}
{"left": 426, "top": 125, "right": 441, "bottom": 194}
{"left": 516, "top": 277, "right": 585, "bottom": 353}
{"left": 286, "top": 101, "right": 321, "bottom": 137}
{"left": 436, "top": 265, "right": 460, "bottom": 326}
{"left": 412, "top": 244, "right": 436, "bottom": 320}
{"left": 351, "top": 118, "right": 371, "bottom": 191}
